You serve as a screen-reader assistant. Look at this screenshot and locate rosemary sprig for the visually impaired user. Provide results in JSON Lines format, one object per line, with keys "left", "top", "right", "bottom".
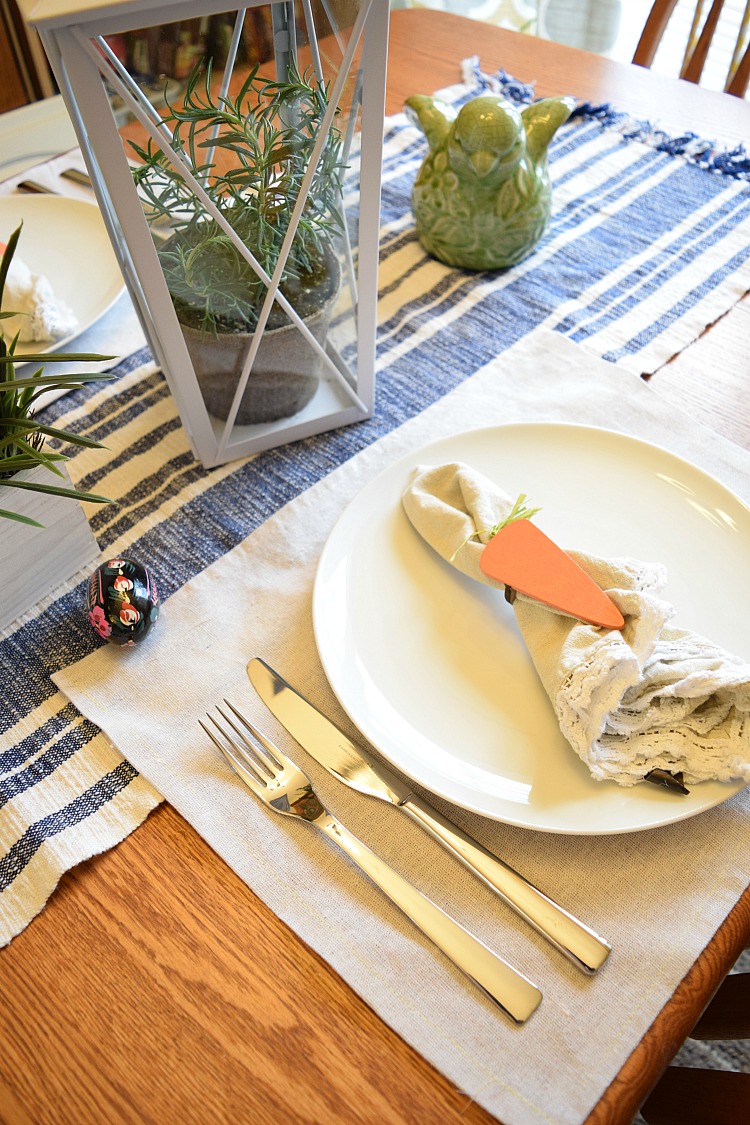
{"left": 131, "top": 59, "right": 347, "bottom": 337}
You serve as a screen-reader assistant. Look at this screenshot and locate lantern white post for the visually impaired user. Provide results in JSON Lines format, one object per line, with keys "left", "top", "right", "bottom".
{"left": 33, "top": 0, "right": 389, "bottom": 468}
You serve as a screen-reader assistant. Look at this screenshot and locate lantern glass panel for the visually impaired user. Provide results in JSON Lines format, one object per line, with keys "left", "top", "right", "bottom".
{"left": 56, "top": 2, "right": 373, "bottom": 456}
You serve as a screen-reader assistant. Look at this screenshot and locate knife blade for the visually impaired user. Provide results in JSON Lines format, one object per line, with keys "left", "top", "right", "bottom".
{"left": 247, "top": 657, "right": 611, "bottom": 974}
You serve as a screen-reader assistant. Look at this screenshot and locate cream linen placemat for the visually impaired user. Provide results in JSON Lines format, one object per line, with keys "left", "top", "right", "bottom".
{"left": 54, "top": 331, "right": 750, "bottom": 1125}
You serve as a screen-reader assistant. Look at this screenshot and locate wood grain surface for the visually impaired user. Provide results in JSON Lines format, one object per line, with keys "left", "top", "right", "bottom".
{"left": 0, "top": 803, "right": 495, "bottom": 1125}
{"left": 1, "top": 11, "right": 748, "bottom": 1125}
{"left": 383, "top": 8, "right": 750, "bottom": 147}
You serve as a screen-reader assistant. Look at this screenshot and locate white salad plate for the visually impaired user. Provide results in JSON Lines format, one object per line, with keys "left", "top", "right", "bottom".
{"left": 0, "top": 194, "right": 124, "bottom": 358}
{"left": 313, "top": 423, "right": 750, "bottom": 834}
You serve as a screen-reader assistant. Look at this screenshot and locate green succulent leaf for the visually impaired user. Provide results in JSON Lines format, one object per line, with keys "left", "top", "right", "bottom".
{"left": 0, "top": 229, "right": 116, "bottom": 524}
{"left": 0, "top": 375, "right": 113, "bottom": 394}
{"left": 0, "top": 354, "right": 115, "bottom": 366}
{"left": 0, "top": 224, "right": 22, "bottom": 309}
{"left": 21, "top": 422, "right": 107, "bottom": 449}
{"left": 0, "top": 477, "right": 112, "bottom": 504}
{"left": 0, "top": 452, "right": 65, "bottom": 472}
{"left": 0, "top": 507, "right": 45, "bottom": 528}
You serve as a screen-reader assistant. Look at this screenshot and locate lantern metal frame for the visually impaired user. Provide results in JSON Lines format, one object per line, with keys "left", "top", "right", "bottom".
{"left": 32, "top": 0, "right": 389, "bottom": 466}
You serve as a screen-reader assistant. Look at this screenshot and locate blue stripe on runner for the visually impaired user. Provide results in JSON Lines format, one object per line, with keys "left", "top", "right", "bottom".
{"left": 69, "top": 380, "right": 174, "bottom": 453}
{"left": 0, "top": 760, "right": 138, "bottom": 892}
{"left": 567, "top": 196, "right": 750, "bottom": 348}
{"left": 80, "top": 378, "right": 172, "bottom": 445}
{"left": 0, "top": 703, "right": 81, "bottom": 772}
{"left": 0, "top": 625, "right": 99, "bottom": 733}
{"left": 89, "top": 452, "right": 200, "bottom": 541}
{"left": 549, "top": 119, "right": 614, "bottom": 163}
{"left": 370, "top": 151, "right": 673, "bottom": 367}
{"left": 105, "top": 346, "right": 151, "bottom": 378}
{"left": 551, "top": 150, "right": 664, "bottom": 228}
{"left": 553, "top": 189, "right": 748, "bottom": 339}
{"left": 0, "top": 715, "right": 100, "bottom": 808}
{"left": 41, "top": 351, "right": 158, "bottom": 434}
{"left": 602, "top": 243, "right": 750, "bottom": 362}
{"left": 553, "top": 132, "right": 657, "bottom": 193}
{"left": 76, "top": 415, "right": 186, "bottom": 494}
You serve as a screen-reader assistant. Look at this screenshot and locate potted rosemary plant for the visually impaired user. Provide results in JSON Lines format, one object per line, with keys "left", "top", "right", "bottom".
{"left": 131, "top": 60, "right": 346, "bottom": 425}
{"left": 0, "top": 224, "right": 113, "bottom": 630}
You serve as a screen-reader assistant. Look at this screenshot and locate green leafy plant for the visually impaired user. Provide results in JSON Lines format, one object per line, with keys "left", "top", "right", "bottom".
{"left": 0, "top": 224, "right": 114, "bottom": 527}
{"left": 131, "top": 59, "right": 347, "bottom": 336}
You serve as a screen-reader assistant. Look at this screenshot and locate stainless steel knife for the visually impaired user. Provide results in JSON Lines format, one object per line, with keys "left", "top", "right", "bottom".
{"left": 247, "top": 657, "right": 611, "bottom": 974}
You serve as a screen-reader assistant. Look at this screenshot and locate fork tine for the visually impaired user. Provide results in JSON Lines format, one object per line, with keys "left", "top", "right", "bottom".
{"left": 200, "top": 716, "right": 268, "bottom": 793}
{"left": 213, "top": 705, "right": 275, "bottom": 780}
{"left": 221, "top": 700, "right": 287, "bottom": 775}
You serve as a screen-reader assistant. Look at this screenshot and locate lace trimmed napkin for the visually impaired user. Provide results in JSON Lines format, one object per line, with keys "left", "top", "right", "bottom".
{"left": 403, "top": 462, "right": 750, "bottom": 788}
{"left": 2, "top": 252, "right": 78, "bottom": 342}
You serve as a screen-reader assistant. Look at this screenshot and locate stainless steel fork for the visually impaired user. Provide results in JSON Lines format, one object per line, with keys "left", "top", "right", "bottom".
{"left": 201, "top": 701, "right": 543, "bottom": 1024}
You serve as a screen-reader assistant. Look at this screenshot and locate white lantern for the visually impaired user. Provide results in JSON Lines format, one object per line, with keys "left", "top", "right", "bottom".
{"left": 33, "top": 0, "right": 389, "bottom": 466}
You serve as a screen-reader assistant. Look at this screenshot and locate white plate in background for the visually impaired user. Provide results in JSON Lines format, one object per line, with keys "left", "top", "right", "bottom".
{"left": 0, "top": 194, "right": 124, "bottom": 358}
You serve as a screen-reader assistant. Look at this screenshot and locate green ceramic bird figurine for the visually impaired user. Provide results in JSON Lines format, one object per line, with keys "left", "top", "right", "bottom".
{"left": 404, "top": 92, "right": 576, "bottom": 270}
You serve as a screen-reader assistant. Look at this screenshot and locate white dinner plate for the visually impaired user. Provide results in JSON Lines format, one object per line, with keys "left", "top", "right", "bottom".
{"left": 313, "top": 423, "right": 750, "bottom": 834}
{"left": 0, "top": 194, "right": 124, "bottom": 358}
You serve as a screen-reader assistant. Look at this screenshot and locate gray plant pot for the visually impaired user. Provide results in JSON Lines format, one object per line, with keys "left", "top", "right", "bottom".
{"left": 180, "top": 254, "right": 341, "bottom": 427}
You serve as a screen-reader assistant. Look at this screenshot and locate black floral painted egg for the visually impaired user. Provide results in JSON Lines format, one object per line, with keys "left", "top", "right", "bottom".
{"left": 86, "top": 557, "right": 159, "bottom": 647}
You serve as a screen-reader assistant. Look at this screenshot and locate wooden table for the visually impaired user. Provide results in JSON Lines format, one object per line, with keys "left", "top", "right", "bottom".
{"left": 1, "top": 12, "right": 749, "bottom": 1125}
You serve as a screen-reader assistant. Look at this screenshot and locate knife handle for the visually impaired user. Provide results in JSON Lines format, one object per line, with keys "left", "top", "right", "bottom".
{"left": 401, "top": 795, "right": 611, "bottom": 974}
{"left": 319, "top": 814, "right": 542, "bottom": 1023}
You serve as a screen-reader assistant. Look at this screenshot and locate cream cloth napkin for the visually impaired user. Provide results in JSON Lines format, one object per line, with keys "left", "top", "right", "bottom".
{"left": 2, "top": 252, "right": 78, "bottom": 342}
{"left": 53, "top": 332, "right": 750, "bottom": 1125}
{"left": 402, "top": 462, "right": 750, "bottom": 788}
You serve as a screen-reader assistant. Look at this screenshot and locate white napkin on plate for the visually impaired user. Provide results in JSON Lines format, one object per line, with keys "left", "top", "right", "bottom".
{"left": 402, "top": 461, "right": 750, "bottom": 788}
{"left": 2, "top": 252, "right": 78, "bottom": 342}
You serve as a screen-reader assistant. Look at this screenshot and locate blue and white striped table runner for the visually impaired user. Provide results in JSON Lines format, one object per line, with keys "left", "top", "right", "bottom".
{"left": 2, "top": 63, "right": 749, "bottom": 945}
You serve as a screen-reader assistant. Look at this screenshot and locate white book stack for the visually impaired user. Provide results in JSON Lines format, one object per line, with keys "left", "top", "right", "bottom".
{"left": 1, "top": 463, "right": 100, "bottom": 633}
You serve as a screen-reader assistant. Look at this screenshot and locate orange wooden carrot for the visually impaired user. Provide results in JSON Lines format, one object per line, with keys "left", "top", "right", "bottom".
{"left": 480, "top": 518, "right": 625, "bottom": 630}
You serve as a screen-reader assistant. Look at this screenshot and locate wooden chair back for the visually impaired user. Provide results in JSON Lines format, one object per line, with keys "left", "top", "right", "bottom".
{"left": 633, "top": 0, "right": 750, "bottom": 97}
{"left": 640, "top": 966, "right": 750, "bottom": 1124}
